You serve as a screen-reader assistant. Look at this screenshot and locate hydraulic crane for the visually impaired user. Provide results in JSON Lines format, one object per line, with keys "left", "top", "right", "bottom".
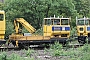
{"left": 14, "top": 18, "right": 36, "bottom": 34}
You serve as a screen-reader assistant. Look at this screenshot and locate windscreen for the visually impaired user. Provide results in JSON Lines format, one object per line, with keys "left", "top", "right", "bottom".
{"left": 44, "top": 19, "right": 60, "bottom": 25}
{"left": 53, "top": 19, "right": 60, "bottom": 25}
{"left": 77, "top": 20, "right": 84, "bottom": 25}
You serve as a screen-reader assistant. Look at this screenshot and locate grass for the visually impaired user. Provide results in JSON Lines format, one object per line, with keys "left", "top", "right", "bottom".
{"left": 0, "top": 53, "right": 35, "bottom": 60}
{"left": 24, "top": 48, "right": 34, "bottom": 57}
{"left": 0, "top": 48, "right": 35, "bottom": 60}
{"left": 44, "top": 42, "right": 90, "bottom": 60}
{"left": 0, "top": 41, "right": 90, "bottom": 60}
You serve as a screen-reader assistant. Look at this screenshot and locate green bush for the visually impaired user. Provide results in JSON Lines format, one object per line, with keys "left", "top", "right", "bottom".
{"left": 48, "top": 42, "right": 63, "bottom": 56}
{"left": 24, "top": 48, "right": 34, "bottom": 57}
{"left": 45, "top": 42, "right": 90, "bottom": 60}
{"left": 34, "top": 28, "right": 43, "bottom": 35}
{"left": 0, "top": 52, "right": 35, "bottom": 60}
{"left": 70, "top": 27, "right": 77, "bottom": 36}
{"left": 0, "top": 52, "right": 7, "bottom": 60}
{"left": 50, "top": 41, "right": 62, "bottom": 49}
{"left": 8, "top": 53, "right": 22, "bottom": 60}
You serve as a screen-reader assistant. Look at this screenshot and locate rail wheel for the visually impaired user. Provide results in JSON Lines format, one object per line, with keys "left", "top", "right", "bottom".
{"left": 18, "top": 43, "right": 30, "bottom": 49}
{"left": 78, "top": 36, "right": 86, "bottom": 44}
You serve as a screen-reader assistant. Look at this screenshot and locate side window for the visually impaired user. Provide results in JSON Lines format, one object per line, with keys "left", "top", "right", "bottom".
{"left": 54, "top": 20, "right": 57, "bottom": 25}
{"left": 45, "top": 19, "right": 52, "bottom": 25}
{"left": 89, "top": 20, "right": 90, "bottom": 25}
{"left": 85, "top": 20, "right": 89, "bottom": 25}
{"left": 0, "top": 14, "right": 4, "bottom": 20}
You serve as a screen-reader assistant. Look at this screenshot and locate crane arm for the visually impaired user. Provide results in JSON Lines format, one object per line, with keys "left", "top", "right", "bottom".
{"left": 14, "top": 18, "right": 36, "bottom": 34}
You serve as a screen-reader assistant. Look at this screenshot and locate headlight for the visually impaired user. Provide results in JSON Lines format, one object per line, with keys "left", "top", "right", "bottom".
{"left": 65, "top": 27, "right": 70, "bottom": 31}
{"left": 87, "top": 27, "right": 90, "bottom": 31}
{"left": 79, "top": 28, "right": 83, "bottom": 31}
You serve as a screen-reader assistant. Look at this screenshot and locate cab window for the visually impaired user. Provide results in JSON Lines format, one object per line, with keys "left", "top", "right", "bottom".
{"left": 44, "top": 19, "right": 52, "bottom": 25}
{"left": 0, "top": 14, "right": 4, "bottom": 21}
{"left": 77, "top": 20, "right": 84, "bottom": 25}
{"left": 53, "top": 19, "right": 60, "bottom": 25}
{"left": 85, "top": 20, "right": 89, "bottom": 25}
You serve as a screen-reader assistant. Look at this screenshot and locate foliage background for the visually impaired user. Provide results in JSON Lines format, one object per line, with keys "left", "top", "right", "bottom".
{"left": 0, "top": 0, "right": 90, "bottom": 36}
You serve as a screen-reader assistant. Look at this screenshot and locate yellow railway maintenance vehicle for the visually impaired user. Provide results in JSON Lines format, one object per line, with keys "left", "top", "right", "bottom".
{"left": 43, "top": 16, "right": 70, "bottom": 41}
{"left": 76, "top": 17, "right": 90, "bottom": 43}
{"left": 9, "top": 16, "right": 71, "bottom": 48}
{"left": 0, "top": 10, "right": 6, "bottom": 45}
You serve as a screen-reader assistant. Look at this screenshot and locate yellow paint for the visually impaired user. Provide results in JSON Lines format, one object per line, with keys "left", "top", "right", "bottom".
{"left": 9, "top": 17, "right": 71, "bottom": 46}
{"left": 0, "top": 10, "right": 5, "bottom": 40}
{"left": 76, "top": 17, "right": 90, "bottom": 37}
{"left": 43, "top": 17, "right": 70, "bottom": 38}
{"left": 14, "top": 18, "right": 36, "bottom": 34}
{"left": 16, "top": 40, "right": 18, "bottom": 47}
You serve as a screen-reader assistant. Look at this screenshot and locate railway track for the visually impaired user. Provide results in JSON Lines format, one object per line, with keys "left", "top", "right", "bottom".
{"left": 67, "top": 43, "right": 84, "bottom": 48}
{"left": 0, "top": 47, "right": 21, "bottom": 51}
{"left": 0, "top": 41, "right": 84, "bottom": 51}
{"left": 0, "top": 45, "right": 49, "bottom": 51}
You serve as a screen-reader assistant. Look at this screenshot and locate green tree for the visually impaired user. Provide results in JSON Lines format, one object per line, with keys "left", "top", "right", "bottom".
{"left": 0, "top": 2, "right": 4, "bottom": 10}
{"left": 5, "top": 20, "right": 14, "bottom": 38}
{"left": 4, "top": 0, "right": 79, "bottom": 32}
{"left": 73, "top": 0, "right": 90, "bottom": 17}
{"left": 4, "top": 0, "right": 45, "bottom": 29}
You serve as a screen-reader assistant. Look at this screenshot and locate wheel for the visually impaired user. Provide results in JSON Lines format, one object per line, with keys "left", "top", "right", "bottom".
{"left": 78, "top": 36, "right": 86, "bottom": 44}
{"left": 18, "top": 43, "right": 29, "bottom": 49}
{"left": 78, "top": 39, "right": 85, "bottom": 44}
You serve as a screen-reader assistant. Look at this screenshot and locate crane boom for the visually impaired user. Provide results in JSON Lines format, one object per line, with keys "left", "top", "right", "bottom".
{"left": 14, "top": 18, "right": 36, "bottom": 34}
